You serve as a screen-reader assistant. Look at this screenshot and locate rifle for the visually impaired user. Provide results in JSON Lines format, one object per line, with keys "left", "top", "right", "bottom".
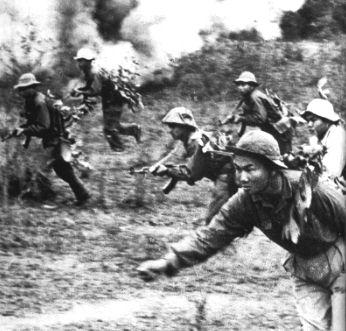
{"left": 1, "top": 129, "right": 18, "bottom": 142}
{"left": 219, "top": 104, "right": 246, "bottom": 137}
{"left": 129, "top": 165, "right": 178, "bottom": 194}
{"left": 1, "top": 129, "right": 31, "bottom": 148}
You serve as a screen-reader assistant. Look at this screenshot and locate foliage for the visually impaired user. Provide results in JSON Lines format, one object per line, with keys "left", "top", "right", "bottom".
{"left": 0, "top": 23, "right": 56, "bottom": 203}
{"left": 227, "top": 28, "right": 263, "bottom": 42}
{"left": 99, "top": 66, "right": 143, "bottom": 112}
{"left": 280, "top": 0, "right": 346, "bottom": 41}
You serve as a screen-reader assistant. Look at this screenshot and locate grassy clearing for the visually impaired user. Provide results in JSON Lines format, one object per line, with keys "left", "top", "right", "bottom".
{"left": 1, "top": 39, "right": 345, "bottom": 329}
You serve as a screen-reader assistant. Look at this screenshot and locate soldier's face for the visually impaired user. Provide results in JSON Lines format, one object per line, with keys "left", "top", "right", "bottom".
{"left": 307, "top": 115, "right": 330, "bottom": 140}
{"left": 77, "top": 59, "right": 92, "bottom": 72}
{"left": 233, "top": 154, "right": 271, "bottom": 194}
{"left": 17, "top": 86, "right": 36, "bottom": 98}
{"left": 168, "top": 124, "right": 187, "bottom": 140}
{"left": 236, "top": 82, "right": 254, "bottom": 96}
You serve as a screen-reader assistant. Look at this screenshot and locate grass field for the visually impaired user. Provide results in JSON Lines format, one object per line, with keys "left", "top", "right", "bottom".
{"left": 0, "top": 39, "right": 345, "bottom": 330}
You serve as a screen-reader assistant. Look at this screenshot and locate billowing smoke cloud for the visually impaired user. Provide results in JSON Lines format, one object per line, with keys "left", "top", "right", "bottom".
{"left": 0, "top": 0, "right": 305, "bottom": 83}
{"left": 101, "top": 0, "right": 306, "bottom": 82}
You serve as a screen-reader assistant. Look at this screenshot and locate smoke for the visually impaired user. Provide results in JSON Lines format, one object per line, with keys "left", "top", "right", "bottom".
{"left": 0, "top": 0, "right": 305, "bottom": 83}
{"left": 103, "top": 0, "right": 306, "bottom": 82}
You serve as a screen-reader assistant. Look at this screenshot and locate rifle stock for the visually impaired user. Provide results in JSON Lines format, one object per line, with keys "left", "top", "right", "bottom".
{"left": 162, "top": 178, "right": 178, "bottom": 194}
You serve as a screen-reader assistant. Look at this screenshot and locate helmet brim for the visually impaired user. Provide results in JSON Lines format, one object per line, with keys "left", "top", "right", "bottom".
{"left": 301, "top": 110, "right": 340, "bottom": 123}
{"left": 162, "top": 121, "right": 197, "bottom": 129}
{"left": 14, "top": 81, "right": 41, "bottom": 90}
{"left": 74, "top": 56, "right": 94, "bottom": 61}
{"left": 212, "top": 146, "right": 287, "bottom": 169}
{"left": 234, "top": 80, "right": 259, "bottom": 86}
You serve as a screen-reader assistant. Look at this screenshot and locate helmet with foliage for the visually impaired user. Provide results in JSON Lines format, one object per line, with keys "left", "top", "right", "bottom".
{"left": 74, "top": 48, "right": 96, "bottom": 61}
{"left": 162, "top": 107, "right": 198, "bottom": 129}
{"left": 303, "top": 98, "right": 340, "bottom": 123}
{"left": 234, "top": 71, "right": 259, "bottom": 86}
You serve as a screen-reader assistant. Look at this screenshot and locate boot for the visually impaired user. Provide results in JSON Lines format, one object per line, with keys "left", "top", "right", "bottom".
{"left": 104, "top": 129, "right": 124, "bottom": 152}
{"left": 133, "top": 125, "right": 142, "bottom": 143}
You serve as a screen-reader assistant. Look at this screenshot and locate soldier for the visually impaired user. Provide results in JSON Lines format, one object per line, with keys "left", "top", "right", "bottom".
{"left": 138, "top": 130, "right": 346, "bottom": 331}
{"left": 13, "top": 73, "right": 90, "bottom": 205}
{"left": 150, "top": 107, "right": 237, "bottom": 224}
{"left": 302, "top": 98, "right": 346, "bottom": 179}
{"left": 72, "top": 48, "right": 142, "bottom": 152}
{"left": 222, "top": 71, "right": 293, "bottom": 155}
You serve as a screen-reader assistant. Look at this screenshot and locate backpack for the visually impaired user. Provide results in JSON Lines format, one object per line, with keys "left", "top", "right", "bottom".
{"left": 201, "top": 131, "right": 235, "bottom": 176}
{"left": 45, "top": 93, "right": 68, "bottom": 139}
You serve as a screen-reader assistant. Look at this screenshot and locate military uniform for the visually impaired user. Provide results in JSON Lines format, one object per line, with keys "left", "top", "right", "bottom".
{"left": 161, "top": 107, "right": 237, "bottom": 224}
{"left": 236, "top": 88, "right": 293, "bottom": 155}
{"left": 233, "top": 71, "right": 293, "bottom": 155}
{"left": 15, "top": 74, "right": 90, "bottom": 204}
{"left": 74, "top": 49, "right": 141, "bottom": 151}
{"left": 139, "top": 131, "right": 345, "bottom": 331}
{"left": 320, "top": 123, "right": 346, "bottom": 178}
{"left": 303, "top": 99, "right": 346, "bottom": 179}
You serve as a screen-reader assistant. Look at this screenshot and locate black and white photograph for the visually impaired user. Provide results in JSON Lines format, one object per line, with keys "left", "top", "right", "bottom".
{"left": 0, "top": 0, "right": 345, "bottom": 330}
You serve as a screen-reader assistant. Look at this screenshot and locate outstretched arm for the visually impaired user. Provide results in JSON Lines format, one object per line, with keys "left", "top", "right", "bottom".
{"left": 137, "top": 192, "right": 254, "bottom": 280}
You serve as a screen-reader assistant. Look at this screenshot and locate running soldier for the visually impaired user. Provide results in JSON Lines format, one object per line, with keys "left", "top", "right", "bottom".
{"left": 221, "top": 71, "right": 293, "bottom": 155}
{"left": 150, "top": 107, "right": 237, "bottom": 224}
{"left": 138, "top": 130, "right": 346, "bottom": 331}
{"left": 72, "top": 48, "right": 142, "bottom": 152}
{"left": 13, "top": 73, "right": 90, "bottom": 205}
{"left": 302, "top": 98, "right": 346, "bottom": 179}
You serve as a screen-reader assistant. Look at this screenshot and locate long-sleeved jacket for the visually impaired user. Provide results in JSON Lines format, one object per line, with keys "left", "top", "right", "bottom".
{"left": 165, "top": 130, "right": 234, "bottom": 185}
{"left": 236, "top": 89, "right": 293, "bottom": 154}
{"left": 22, "top": 92, "right": 51, "bottom": 138}
{"left": 166, "top": 170, "right": 345, "bottom": 270}
{"left": 21, "top": 92, "right": 67, "bottom": 148}
{"left": 320, "top": 123, "right": 346, "bottom": 178}
{"left": 237, "top": 89, "right": 283, "bottom": 128}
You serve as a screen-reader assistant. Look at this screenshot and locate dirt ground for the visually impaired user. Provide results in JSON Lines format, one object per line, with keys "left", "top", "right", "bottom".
{"left": 0, "top": 101, "right": 303, "bottom": 331}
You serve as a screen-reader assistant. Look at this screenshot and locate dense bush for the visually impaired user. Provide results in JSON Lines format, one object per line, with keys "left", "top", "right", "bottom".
{"left": 280, "top": 0, "right": 346, "bottom": 41}
{"left": 170, "top": 39, "right": 346, "bottom": 121}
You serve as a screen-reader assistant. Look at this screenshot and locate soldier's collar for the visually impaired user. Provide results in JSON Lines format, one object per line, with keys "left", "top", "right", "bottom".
{"left": 251, "top": 172, "right": 293, "bottom": 209}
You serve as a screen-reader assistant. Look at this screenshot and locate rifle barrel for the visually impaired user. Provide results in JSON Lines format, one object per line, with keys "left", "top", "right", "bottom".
{"left": 129, "top": 166, "right": 149, "bottom": 175}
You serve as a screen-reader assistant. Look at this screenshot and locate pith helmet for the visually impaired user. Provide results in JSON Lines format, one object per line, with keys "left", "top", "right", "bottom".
{"left": 303, "top": 98, "right": 340, "bottom": 123}
{"left": 227, "top": 130, "right": 287, "bottom": 168}
{"left": 234, "top": 71, "right": 259, "bottom": 86}
{"left": 74, "top": 48, "right": 95, "bottom": 61}
{"left": 162, "top": 107, "right": 198, "bottom": 129}
{"left": 14, "top": 73, "right": 41, "bottom": 90}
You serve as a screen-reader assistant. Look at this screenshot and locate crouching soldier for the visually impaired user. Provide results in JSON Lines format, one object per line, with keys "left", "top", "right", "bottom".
{"left": 150, "top": 107, "right": 238, "bottom": 224}
{"left": 73, "top": 48, "right": 142, "bottom": 152}
{"left": 222, "top": 71, "right": 293, "bottom": 155}
{"left": 138, "top": 130, "right": 346, "bottom": 331}
{"left": 302, "top": 98, "right": 346, "bottom": 180}
{"left": 13, "top": 73, "right": 90, "bottom": 205}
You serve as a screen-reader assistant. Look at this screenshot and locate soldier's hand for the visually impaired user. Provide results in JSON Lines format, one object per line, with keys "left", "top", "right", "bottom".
{"left": 149, "top": 164, "right": 167, "bottom": 176}
{"left": 137, "top": 259, "right": 169, "bottom": 281}
{"left": 13, "top": 128, "right": 25, "bottom": 137}
{"left": 232, "top": 115, "right": 243, "bottom": 124}
{"left": 70, "top": 88, "right": 82, "bottom": 97}
{"left": 217, "top": 119, "right": 225, "bottom": 126}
